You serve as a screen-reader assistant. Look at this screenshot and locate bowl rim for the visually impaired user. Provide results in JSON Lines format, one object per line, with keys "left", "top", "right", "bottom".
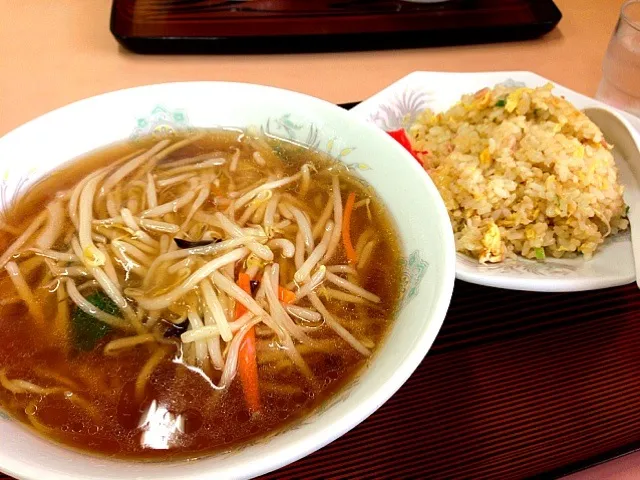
{"left": 0, "top": 80, "right": 456, "bottom": 480}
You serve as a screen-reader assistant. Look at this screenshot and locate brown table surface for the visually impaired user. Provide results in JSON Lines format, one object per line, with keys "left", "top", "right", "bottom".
{"left": 2, "top": 0, "right": 639, "bottom": 478}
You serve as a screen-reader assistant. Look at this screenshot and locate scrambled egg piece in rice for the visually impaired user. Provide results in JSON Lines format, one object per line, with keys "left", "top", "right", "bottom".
{"left": 409, "top": 83, "right": 629, "bottom": 262}
{"left": 480, "top": 221, "right": 503, "bottom": 263}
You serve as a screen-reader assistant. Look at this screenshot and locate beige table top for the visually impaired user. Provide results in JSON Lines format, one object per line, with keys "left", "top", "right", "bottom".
{"left": 0, "top": 0, "right": 624, "bottom": 139}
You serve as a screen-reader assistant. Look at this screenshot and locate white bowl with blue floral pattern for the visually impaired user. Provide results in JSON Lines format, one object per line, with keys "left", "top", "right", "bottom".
{"left": 0, "top": 82, "right": 455, "bottom": 480}
{"left": 350, "top": 71, "right": 640, "bottom": 292}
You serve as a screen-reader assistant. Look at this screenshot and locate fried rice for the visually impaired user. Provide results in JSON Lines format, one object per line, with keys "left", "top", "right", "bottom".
{"left": 409, "top": 83, "right": 629, "bottom": 263}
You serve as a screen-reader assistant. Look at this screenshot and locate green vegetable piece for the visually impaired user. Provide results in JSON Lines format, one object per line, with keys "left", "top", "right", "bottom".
{"left": 534, "top": 247, "right": 546, "bottom": 261}
{"left": 495, "top": 99, "right": 506, "bottom": 107}
{"left": 625, "top": 205, "right": 630, "bottom": 216}
{"left": 71, "top": 292, "right": 120, "bottom": 351}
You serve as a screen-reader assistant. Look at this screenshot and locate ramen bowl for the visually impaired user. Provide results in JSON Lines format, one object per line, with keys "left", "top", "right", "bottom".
{"left": 0, "top": 82, "right": 455, "bottom": 480}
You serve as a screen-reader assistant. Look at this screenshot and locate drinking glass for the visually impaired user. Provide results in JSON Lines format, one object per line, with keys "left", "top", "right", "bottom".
{"left": 596, "top": 0, "right": 640, "bottom": 117}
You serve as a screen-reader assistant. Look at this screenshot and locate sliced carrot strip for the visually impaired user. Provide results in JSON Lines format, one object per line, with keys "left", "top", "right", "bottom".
{"left": 278, "top": 286, "right": 296, "bottom": 305}
{"left": 236, "top": 272, "right": 260, "bottom": 413}
{"left": 238, "top": 329, "right": 260, "bottom": 413}
{"left": 342, "top": 192, "right": 357, "bottom": 264}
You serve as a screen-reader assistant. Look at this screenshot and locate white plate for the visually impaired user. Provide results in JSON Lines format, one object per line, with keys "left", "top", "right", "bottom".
{"left": 350, "top": 71, "right": 640, "bottom": 292}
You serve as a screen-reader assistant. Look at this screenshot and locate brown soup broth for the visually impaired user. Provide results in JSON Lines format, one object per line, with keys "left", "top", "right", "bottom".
{"left": 0, "top": 130, "right": 402, "bottom": 459}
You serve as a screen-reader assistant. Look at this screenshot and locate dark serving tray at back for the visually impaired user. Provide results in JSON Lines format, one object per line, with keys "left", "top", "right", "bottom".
{"left": 111, "top": 0, "right": 562, "bottom": 54}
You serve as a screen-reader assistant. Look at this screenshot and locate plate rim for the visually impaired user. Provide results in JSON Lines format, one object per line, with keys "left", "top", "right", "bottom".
{"left": 350, "top": 70, "right": 639, "bottom": 292}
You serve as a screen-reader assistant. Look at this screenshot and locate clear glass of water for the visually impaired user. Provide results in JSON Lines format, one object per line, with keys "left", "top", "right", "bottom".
{"left": 596, "top": 0, "right": 640, "bottom": 117}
